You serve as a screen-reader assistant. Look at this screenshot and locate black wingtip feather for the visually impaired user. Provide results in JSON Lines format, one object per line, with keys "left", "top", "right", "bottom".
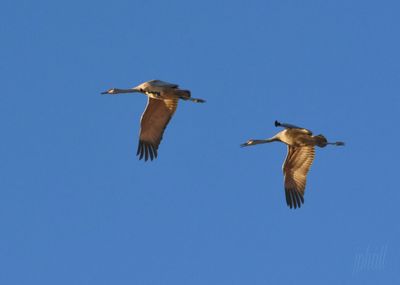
{"left": 285, "top": 188, "right": 304, "bottom": 209}
{"left": 139, "top": 143, "right": 144, "bottom": 160}
{"left": 144, "top": 144, "right": 149, "bottom": 161}
{"left": 285, "top": 190, "right": 292, "bottom": 208}
{"left": 148, "top": 145, "right": 154, "bottom": 160}
{"left": 294, "top": 192, "right": 301, "bottom": 209}
{"left": 137, "top": 142, "right": 142, "bottom": 156}
{"left": 153, "top": 147, "right": 158, "bottom": 158}
{"left": 137, "top": 141, "right": 158, "bottom": 162}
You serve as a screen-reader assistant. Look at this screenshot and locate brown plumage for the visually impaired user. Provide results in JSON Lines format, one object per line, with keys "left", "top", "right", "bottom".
{"left": 241, "top": 121, "right": 344, "bottom": 209}
{"left": 282, "top": 145, "right": 314, "bottom": 208}
{"left": 102, "top": 80, "right": 205, "bottom": 161}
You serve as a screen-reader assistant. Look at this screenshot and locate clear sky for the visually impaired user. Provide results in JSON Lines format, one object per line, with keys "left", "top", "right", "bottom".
{"left": 1, "top": 0, "right": 399, "bottom": 284}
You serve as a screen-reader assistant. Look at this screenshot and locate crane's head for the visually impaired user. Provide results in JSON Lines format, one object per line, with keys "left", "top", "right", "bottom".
{"left": 241, "top": 137, "right": 280, "bottom": 147}
{"left": 240, "top": 139, "right": 256, "bottom": 147}
{"left": 101, "top": 88, "right": 117, "bottom": 95}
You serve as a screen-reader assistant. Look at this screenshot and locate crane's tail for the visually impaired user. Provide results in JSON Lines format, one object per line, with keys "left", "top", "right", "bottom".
{"left": 314, "top": 135, "right": 345, "bottom": 147}
{"left": 314, "top": 135, "right": 328, "bottom": 147}
{"left": 189, "top": 98, "right": 206, "bottom": 103}
{"left": 177, "top": 89, "right": 206, "bottom": 103}
{"left": 175, "top": 89, "right": 191, "bottom": 99}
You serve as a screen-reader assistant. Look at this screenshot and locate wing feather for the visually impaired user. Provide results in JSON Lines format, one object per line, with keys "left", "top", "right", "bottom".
{"left": 147, "top": 80, "right": 178, "bottom": 88}
{"left": 137, "top": 98, "right": 178, "bottom": 161}
{"left": 282, "top": 146, "right": 315, "bottom": 209}
{"left": 276, "top": 121, "right": 313, "bottom": 135}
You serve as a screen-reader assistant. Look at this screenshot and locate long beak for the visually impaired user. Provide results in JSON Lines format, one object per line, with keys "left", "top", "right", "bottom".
{"left": 101, "top": 91, "right": 108, "bottom": 95}
{"left": 240, "top": 141, "right": 252, "bottom": 147}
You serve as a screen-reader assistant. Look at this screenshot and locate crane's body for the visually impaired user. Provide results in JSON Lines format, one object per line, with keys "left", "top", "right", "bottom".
{"left": 102, "top": 80, "right": 205, "bottom": 161}
{"left": 268, "top": 129, "right": 337, "bottom": 148}
{"left": 241, "top": 121, "right": 344, "bottom": 209}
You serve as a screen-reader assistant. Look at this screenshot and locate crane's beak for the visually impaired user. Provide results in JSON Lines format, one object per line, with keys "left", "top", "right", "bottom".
{"left": 101, "top": 90, "right": 110, "bottom": 95}
{"left": 240, "top": 141, "right": 252, "bottom": 147}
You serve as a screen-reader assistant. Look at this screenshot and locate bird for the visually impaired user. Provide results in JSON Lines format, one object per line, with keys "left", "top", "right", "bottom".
{"left": 241, "top": 121, "right": 344, "bottom": 209}
{"left": 101, "top": 80, "right": 205, "bottom": 161}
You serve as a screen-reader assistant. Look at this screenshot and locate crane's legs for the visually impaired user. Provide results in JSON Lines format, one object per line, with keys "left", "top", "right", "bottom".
{"left": 326, "top": 141, "right": 345, "bottom": 146}
{"left": 187, "top": 97, "right": 206, "bottom": 103}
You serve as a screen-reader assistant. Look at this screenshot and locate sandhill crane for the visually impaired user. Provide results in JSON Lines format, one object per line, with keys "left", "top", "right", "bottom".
{"left": 101, "top": 80, "right": 205, "bottom": 161}
{"left": 241, "top": 121, "right": 344, "bottom": 209}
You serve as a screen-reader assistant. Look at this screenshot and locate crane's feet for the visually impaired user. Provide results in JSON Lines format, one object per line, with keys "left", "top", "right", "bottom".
{"left": 190, "top": 98, "right": 206, "bottom": 103}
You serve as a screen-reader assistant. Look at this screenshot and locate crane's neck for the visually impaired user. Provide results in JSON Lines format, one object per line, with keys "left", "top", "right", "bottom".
{"left": 113, "top": 88, "right": 141, "bottom": 94}
{"left": 252, "top": 137, "right": 280, "bottom": 145}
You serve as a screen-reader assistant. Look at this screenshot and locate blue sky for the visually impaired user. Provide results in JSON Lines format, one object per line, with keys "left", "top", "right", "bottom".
{"left": 1, "top": 0, "right": 399, "bottom": 284}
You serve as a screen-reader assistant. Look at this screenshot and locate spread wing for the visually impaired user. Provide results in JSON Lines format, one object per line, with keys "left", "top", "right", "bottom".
{"left": 275, "top": 121, "right": 312, "bottom": 135}
{"left": 147, "top": 80, "right": 178, "bottom": 88}
{"left": 137, "top": 98, "right": 178, "bottom": 161}
{"left": 282, "top": 146, "right": 315, "bottom": 209}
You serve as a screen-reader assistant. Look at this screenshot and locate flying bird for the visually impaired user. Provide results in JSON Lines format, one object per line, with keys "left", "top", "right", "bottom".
{"left": 241, "top": 121, "right": 344, "bottom": 209}
{"left": 102, "top": 80, "right": 205, "bottom": 161}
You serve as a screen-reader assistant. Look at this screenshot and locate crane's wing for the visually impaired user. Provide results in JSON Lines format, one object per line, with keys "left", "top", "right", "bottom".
{"left": 137, "top": 98, "right": 178, "bottom": 161}
{"left": 275, "top": 121, "right": 312, "bottom": 135}
{"left": 282, "top": 145, "right": 315, "bottom": 209}
{"left": 147, "top": 80, "right": 178, "bottom": 88}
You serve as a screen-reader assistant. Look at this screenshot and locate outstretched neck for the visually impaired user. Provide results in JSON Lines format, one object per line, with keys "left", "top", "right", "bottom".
{"left": 253, "top": 137, "right": 280, "bottom": 145}
{"left": 114, "top": 88, "right": 141, "bottom": 94}
{"left": 241, "top": 136, "right": 281, "bottom": 147}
